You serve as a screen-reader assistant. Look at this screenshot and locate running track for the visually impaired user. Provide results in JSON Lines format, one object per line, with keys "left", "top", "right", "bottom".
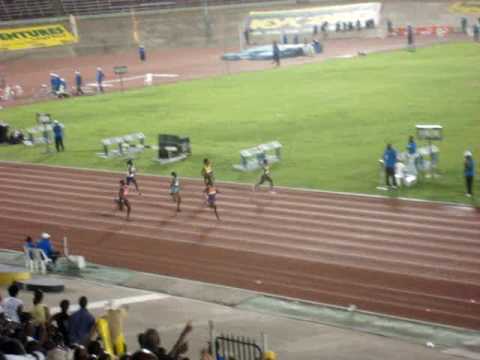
{"left": 0, "top": 162, "right": 479, "bottom": 330}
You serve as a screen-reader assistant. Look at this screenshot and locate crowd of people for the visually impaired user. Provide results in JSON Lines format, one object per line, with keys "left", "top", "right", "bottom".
{"left": 0, "top": 283, "right": 223, "bottom": 360}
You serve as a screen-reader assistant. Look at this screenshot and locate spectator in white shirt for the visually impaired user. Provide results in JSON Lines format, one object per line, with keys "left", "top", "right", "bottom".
{"left": 2, "top": 283, "right": 24, "bottom": 323}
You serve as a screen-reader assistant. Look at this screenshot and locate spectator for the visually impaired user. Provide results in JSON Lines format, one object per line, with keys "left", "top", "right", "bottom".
{"left": 25, "top": 339, "right": 46, "bottom": 360}
{"left": 52, "top": 121, "right": 65, "bottom": 152}
{"left": 31, "top": 289, "right": 50, "bottom": 328}
{"left": 69, "top": 297, "right": 95, "bottom": 346}
{"left": 46, "top": 332, "right": 72, "bottom": 360}
{"left": 142, "top": 321, "right": 192, "bottom": 360}
{"left": 36, "top": 233, "right": 60, "bottom": 264}
{"left": 75, "top": 71, "right": 84, "bottom": 96}
{"left": 131, "top": 349, "right": 157, "bottom": 360}
{"left": 2, "top": 283, "right": 23, "bottom": 323}
{"left": 383, "top": 143, "right": 398, "bottom": 189}
{"left": 73, "top": 345, "right": 89, "bottom": 360}
{"left": 0, "top": 338, "right": 27, "bottom": 357}
{"left": 141, "top": 329, "right": 170, "bottom": 359}
{"left": 50, "top": 300, "right": 71, "bottom": 346}
{"left": 96, "top": 68, "right": 105, "bottom": 93}
{"left": 464, "top": 150, "right": 475, "bottom": 197}
{"left": 87, "top": 340, "right": 106, "bottom": 359}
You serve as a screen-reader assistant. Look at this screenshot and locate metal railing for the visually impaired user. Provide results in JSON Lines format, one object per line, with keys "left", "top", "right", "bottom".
{"left": 0, "top": 0, "right": 287, "bottom": 21}
{"left": 215, "top": 334, "right": 263, "bottom": 360}
{"left": 0, "top": 0, "right": 58, "bottom": 21}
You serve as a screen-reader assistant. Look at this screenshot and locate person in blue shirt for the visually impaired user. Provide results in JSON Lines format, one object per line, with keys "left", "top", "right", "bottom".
{"left": 383, "top": 143, "right": 397, "bottom": 188}
{"left": 272, "top": 41, "right": 280, "bottom": 67}
{"left": 139, "top": 45, "right": 146, "bottom": 62}
{"left": 464, "top": 151, "right": 475, "bottom": 197}
{"left": 406, "top": 136, "right": 416, "bottom": 155}
{"left": 75, "top": 70, "right": 84, "bottom": 95}
{"left": 96, "top": 67, "right": 105, "bottom": 93}
{"left": 53, "top": 120, "right": 65, "bottom": 152}
{"left": 24, "top": 236, "right": 35, "bottom": 260}
{"left": 36, "top": 232, "right": 60, "bottom": 264}
{"left": 50, "top": 73, "right": 60, "bottom": 94}
{"left": 69, "top": 296, "right": 96, "bottom": 346}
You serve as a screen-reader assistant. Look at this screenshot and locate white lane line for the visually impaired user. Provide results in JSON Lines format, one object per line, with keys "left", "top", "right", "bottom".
{"left": 50, "top": 293, "right": 169, "bottom": 313}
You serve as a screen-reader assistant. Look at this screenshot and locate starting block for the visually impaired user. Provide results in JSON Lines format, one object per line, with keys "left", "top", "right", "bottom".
{"left": 233, "top": 141, "right": 282, "bottom": 172}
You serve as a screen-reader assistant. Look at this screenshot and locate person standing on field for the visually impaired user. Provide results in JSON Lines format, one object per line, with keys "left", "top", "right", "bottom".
{"left": 272, "top": 41, "right": 281, "bottom": 66}
{"left": 464, "top": 150, "right": 475, "bottom": 197}
{"left": 383, "top": 143, "right": 397, "bottom": 189}
{"left": 75, "top": 70, "right": 84, "bottom": 95}
{"left": 407, "top": 25, "right": 415, "bottom": 51}
{"left": 96, "top": 67, "right": 105, "bottom": 93}
{"left": 53, "top": 120, "right": 65, "bottom": 152}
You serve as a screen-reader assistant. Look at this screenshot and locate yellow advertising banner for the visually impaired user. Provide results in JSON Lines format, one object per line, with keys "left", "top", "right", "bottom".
{"left": 0, "top": 24, "right": 77, "bottom": 51}
{"left": 450, "top": 1, "right": 480, "bottom": 14}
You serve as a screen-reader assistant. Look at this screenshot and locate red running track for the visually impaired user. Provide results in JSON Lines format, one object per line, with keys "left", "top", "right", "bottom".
{"left": 0, "top": 162, "right": 479, "bottom": 329}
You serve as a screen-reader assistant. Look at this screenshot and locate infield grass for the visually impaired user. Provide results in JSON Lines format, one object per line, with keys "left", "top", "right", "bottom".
{"left": 1, "top": 42, "right": 479, "bottom": 204}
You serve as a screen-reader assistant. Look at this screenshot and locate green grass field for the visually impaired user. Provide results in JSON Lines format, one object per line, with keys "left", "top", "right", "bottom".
{"left": 1, "top": 42, "right": 479, "bottom": 204}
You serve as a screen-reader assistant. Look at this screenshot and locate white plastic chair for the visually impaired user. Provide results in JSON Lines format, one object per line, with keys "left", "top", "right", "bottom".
{"left": 30, "top": 248, "right": 53, "bottom": 274}
{"left": 23, "top": 246, "right": 34, "bottom": 272}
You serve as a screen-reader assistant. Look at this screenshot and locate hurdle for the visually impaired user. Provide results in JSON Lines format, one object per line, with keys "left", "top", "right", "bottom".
{"left": 233, "top": 141, "right": 282, "bottom": 172}
{"left": 97, "top": 132, "right": 146, "bottom": 158}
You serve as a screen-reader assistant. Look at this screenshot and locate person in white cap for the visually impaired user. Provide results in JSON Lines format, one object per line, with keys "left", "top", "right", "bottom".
{"left": 464, "top": 150, "right": 475, "bottom": 197}
{"left": 36, "top": 232, "right": 60, "bottom": 264}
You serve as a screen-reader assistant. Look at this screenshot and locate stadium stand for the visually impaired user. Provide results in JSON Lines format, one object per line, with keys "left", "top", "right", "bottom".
{"left": 0, "top": 0, "right": 59, "bottom": 21}
{"left": 0, "top": 282, "right": 268, "bottom": 360}
{"left": 0, "top": 0, "right": 284, "bottom": 20}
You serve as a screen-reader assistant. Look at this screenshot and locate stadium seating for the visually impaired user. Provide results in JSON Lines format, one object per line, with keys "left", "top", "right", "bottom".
{"left": 0, "top": 0, "right": 58, "bottom": 21}
{"left": 0, "top": 0, "right": 286, "bottom": 20}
